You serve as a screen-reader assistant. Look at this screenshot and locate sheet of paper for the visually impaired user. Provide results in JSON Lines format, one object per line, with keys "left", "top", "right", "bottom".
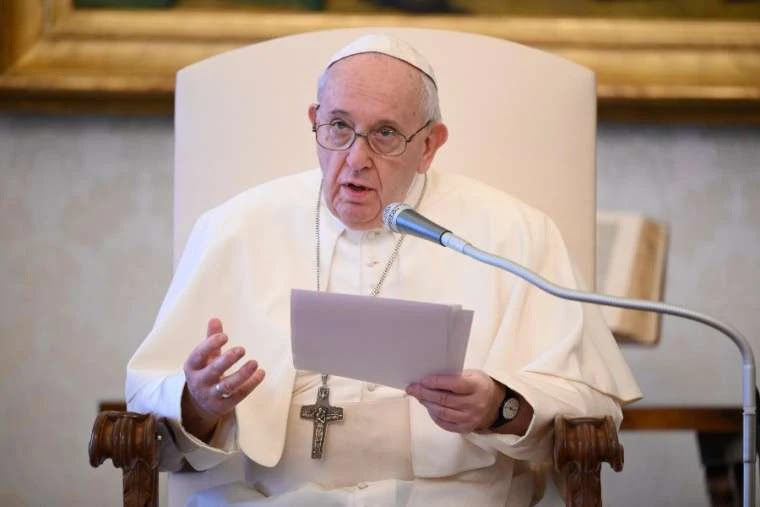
{"left": 291, "top": 289, "right": 473, "bottom": 390}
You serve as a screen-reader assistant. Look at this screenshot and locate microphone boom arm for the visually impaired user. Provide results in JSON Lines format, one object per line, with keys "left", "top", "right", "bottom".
{"left": 440, "top": 231, "right": 757, "bottom": 507}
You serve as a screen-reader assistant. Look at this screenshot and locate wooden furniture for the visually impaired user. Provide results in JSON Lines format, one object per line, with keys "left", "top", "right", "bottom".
{"left": 90, "top": 411, "right": 159, "bottom": 507}
{"left": 621, "top": 401, "right": 757, "bottom": 507}
{"left": 555, "top": 416, "right": 623, "bottom": 507}
{"left": 90, "top": 401, "right": 757, "bottom": 505}
{"left": 90, "top": 407, "right": 624, "bottom": 507}
{"left": 91, "top": 400, "right": 757, "bottom": 506}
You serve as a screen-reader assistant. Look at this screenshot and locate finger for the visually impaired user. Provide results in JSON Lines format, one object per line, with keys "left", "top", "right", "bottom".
{"left": 216, "top": 359, "right": 259, "bottom": 393}
{"left": 432, "top": 418, "right": 469, "bottom": 434}
{"left": 418, "top": 400, "right": 469, "bottom": 424}
{"left": 204, "top": 331, "right": 229, "bottom": 366}
{"left": 418, "top": 400, "right": 471, "bottom": 433}
{"left": 199, "top": 346, "right": 246, "bottom": 384}
{"left": 185, "top": 333, "right": 228, "bottom": 371}
{"left": 407, "top": 384, "right": 466, "bottom": 409}
{"left": 207, "top": 346, "right": 222, "bottom": 364}
{"left": 226, "top": 366, "right": 266, "bottom": 403}
{"left": 419, "top": 374, "right": 475, "bottom": 394}
{"left": 207, "top": 318, "right": 223, "bottom": 338}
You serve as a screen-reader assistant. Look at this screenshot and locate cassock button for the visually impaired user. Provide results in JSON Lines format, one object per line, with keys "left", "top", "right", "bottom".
{"left": 357, "top": 482, "right": 368, "bottom": 489}
{"left": 366, "top": 383, "right": 377, "bottom": 392}
{"left": 366, "top": 231, "right": 377, "bottom": 240}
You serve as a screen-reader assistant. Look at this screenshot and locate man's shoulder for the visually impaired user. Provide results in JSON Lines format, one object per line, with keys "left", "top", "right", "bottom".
{"left": 426, "top": 170, "right": 564, "bottom": 261}
{"left": 429, "top": 171, "right": 545, "bottom": 222}
{"left": 204, "top": 169, "right": 320, "bottom": 226}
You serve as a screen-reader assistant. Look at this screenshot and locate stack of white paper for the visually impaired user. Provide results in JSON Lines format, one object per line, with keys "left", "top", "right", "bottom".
{"left": 290, "top": 289, "right": 473, "bottom": 390}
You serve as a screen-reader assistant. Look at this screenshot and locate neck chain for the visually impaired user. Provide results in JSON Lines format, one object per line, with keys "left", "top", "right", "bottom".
{"left": 302, "top": 174, "right": 427, "bottom": 460}
{"left": 315, "top": 174, "right": 427, "bottom": 296}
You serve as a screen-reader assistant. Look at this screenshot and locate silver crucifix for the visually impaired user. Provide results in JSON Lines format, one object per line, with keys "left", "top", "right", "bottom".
{"left": 300, "top": 376, "right": 343, "bottom": 459}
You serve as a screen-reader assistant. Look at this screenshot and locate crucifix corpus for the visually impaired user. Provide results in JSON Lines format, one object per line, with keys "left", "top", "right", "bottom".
{"left": 300, "top": 382, "right": 344, "bottom": 459}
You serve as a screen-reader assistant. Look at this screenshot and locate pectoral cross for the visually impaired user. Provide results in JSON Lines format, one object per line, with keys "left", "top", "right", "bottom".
{"left": 300, "top": 375, "right": 343, "bottom": 459}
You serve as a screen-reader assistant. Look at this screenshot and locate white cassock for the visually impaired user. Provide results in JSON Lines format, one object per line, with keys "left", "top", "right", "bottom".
{"left": 126, "top": 169, "right": 641, "bottom": 506}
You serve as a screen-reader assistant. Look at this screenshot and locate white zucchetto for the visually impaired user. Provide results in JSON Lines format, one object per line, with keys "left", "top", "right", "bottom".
{"left": 325, "top": 33, "right": 437, "bottom": 87}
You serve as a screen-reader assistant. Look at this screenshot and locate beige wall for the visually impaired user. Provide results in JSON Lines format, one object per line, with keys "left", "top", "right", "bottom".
{"left": 0, "top": 115, "right": 173, "bottom": 506}
{"left": 0, "top": 114, "right": 758, "bottom": 506}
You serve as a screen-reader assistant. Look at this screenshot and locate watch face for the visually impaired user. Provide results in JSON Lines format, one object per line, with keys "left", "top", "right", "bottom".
{"left": 502, "top": 397, "right": 520, "bottom": 421}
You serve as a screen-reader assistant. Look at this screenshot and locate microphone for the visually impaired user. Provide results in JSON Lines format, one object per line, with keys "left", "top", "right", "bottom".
{"left": 383, "top": 202, "right": 469, "bottom": 251}
{"left": 382, "top": 202, "right": 756, "bottom": 507}
{"left": 383, "top": 203, "right": 451, "bottom": 245}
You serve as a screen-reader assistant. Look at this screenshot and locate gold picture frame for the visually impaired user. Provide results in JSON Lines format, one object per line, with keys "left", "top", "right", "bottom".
{"left": 1, "top": 0, "right": 759, "bottom": 122}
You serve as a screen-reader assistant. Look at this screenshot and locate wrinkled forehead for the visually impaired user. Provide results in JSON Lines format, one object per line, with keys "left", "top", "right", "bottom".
{"left": 319, "top": 53, "right": 425, "bottom": 122}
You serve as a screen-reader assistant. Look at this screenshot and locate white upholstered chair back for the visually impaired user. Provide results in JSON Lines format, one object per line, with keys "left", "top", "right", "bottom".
{"left": 170, "top": 28, "right": 597, "bottom": 506}
{"left": 174, "top": 27, "right": 597, "bottom": 286}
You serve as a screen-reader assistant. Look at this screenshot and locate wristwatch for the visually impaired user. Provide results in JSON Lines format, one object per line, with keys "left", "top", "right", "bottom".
{"left": 489, "top": 385, "right": 521, "bottom": 429}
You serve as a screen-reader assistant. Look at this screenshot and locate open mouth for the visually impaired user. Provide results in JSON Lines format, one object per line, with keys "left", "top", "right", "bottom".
{"left": 344, "top": 183, "right": 370, "bottom": 192}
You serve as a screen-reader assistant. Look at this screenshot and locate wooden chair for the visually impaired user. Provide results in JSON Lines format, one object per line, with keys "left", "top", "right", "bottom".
{"left": 89, "top": 28, "right": 625, "bottom": 506}
{"left": 90, "top": 411, "right": 621, "bottom": 507}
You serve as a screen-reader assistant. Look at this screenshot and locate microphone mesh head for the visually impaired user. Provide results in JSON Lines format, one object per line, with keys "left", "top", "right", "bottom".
{"left": 383, "top": 202, "right": 411, "bottom": 232}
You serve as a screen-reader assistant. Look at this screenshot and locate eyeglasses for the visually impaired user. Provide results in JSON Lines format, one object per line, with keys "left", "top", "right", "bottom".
{"left": 312, "top": 116, "right": 432, "bottom": 157}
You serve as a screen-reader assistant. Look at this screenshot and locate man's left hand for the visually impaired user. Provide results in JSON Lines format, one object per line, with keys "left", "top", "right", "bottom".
{"left": 406, "top": 370, "right": 504, "bottom": 433}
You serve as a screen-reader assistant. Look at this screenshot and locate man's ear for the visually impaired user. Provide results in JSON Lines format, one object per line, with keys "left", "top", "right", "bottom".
{"left": 418, "top": 122, "right": 449, "bottom": 174}
{"left": 308, "top": 103, "right": 319, "bottom": 125}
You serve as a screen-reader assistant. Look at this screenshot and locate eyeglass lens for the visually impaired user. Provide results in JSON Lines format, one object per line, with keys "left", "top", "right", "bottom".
{"left": 316, "top": 124, "right": 405, "bottom": 155}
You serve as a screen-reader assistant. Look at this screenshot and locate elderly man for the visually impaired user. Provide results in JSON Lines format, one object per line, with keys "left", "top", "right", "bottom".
{"left": 127, "top": 34, "right": 640, "bottom": 506}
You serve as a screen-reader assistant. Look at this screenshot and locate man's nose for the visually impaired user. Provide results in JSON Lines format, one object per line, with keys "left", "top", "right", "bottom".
{"left": 346, "top": 133, "right": 373, "bottom": 170}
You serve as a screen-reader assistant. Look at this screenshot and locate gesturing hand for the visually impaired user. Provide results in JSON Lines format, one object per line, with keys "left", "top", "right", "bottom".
{"left": 181, "top": 318, "right": 265, "bottom": 441}
{"left": 406, "top": 369, "right": 503, "bottom": 434}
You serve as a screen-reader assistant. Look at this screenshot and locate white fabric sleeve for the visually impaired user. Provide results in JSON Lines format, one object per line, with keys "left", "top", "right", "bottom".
{"left": 126, "top": 370, "right": 240, "bottom": 471}
{"left": 466, "top": 371, "right": 622, "bottom": 462}
{"left": 126, "top": 192, "right": 301, "bottom": 469}
{"left": 464, "top": 212, "right": 637, "bottom": 463}
{"left": 126, "top": 210, "right": 242, "bottom": 471}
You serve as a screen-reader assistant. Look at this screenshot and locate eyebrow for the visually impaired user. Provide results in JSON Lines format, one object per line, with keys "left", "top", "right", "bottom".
{"left": 323, "top": 108, "right": 404, "bottom": 129}
{"left": 325, "top": 108, "right": 350, "bottom": 116}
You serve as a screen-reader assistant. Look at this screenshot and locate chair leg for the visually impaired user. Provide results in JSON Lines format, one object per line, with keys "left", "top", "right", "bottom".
{"left": 554, "top": 416, "right": 623, "bottom": 507}
{"left": 124, "top": 459, "right": 159, "bottom": 507}
{"left": 697, "top": 432, "right": 742, "bottom": 507}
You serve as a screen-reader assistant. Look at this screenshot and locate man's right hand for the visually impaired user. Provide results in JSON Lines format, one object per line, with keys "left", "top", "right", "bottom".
{"left": 181, "top": 318, "right": 265, "bottom": 442}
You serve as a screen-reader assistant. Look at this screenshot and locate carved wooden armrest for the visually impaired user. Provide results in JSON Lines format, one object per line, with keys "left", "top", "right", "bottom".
{"left": 89, "top": 411, "right": 160, "bottom": 507}
{"left": 554, "top": 415, "right": 623, "bottom": 507}
{"left": 88, "top": 410, "right": 621, "bottom": 507}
